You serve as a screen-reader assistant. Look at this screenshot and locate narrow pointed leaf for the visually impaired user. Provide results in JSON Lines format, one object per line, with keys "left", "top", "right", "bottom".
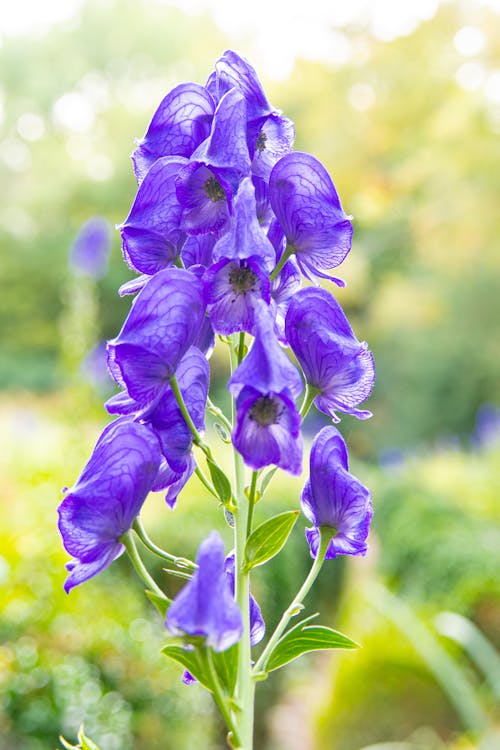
{"left": 207, "top": 458, "right": 232, "bottom": 504}
{"left": 266, "top": 624, "right": 359, "bottom": 672}
{"left": 245, "top": 511, "right": 299, "bottom": 570}
{"left": 212, "top": 643, "right": 238, "bottom": 696}
{"left": 145, "top": 589, "right": 171, "bottom": 617}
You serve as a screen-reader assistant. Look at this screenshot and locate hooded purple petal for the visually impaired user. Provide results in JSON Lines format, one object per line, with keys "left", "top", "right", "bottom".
{"left": 203, "top": 257, "right": 270, "bottom": 336}
{"left": 301, "top": 426, "right": 372, "bottom": 559}
{"left": 285, "top": 287, "right": 375, "bottom": 422}
{"left": 120, "top": 157, "right": 186, "bottom": 275}
{"left": 252, "top": 114, "right": 295, "bottom": 180}
{"left": 152, "top": 454, "right": 196, "bottom": 509}
{"left": 213, "top": 177, "right": 275, "bottom": 271}
{"left": 132, "top": 82, "right": 215, "bottom": 183}
{"left": 166, "top": 532, "right": 243, "bottom": 652}
{"left": 107, "top": 268, "right": 205, "bottom": 407}
{"left": 229, "top": 301, "right": 302, "bottom": 399}
{"left": 269, "top": 152, "right": 352, "bottom": 282}
{"left": 206, "top": 50, "right": 273, "bottom": 124}
{"left": 232, "top": 387, "right": 302, "bottom": 474}
{"left": 58, "top": 419, "right": 162, "bottom": 591}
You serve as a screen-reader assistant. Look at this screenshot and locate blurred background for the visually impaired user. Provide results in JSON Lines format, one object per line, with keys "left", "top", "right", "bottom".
{"left": 1, "top": 0, "right": 499, "bottom": 748}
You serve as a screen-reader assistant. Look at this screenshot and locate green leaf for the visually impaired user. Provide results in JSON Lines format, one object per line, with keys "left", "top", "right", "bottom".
{"left": 162, "top": 643, "right": 238, "bottom": 696}
{"left": 207, "top": 458, "right": 232, "bottom": 504}
{"left": 266, "top": 623, "right": 359, "bottom": 673}
{"left": 244, "top": 511, "right": 299, "bottom": 570}
{"left": 162, "top": 644, "right": 213, "bottom": 691}
{"left": 59, "top": 725, "right": 101, "bottom": 750}
{"left": 145, "top": 589, "right": 170, "bottom": 617}
{"left": 212, "top": 643, "right": 238, "bottom": 696}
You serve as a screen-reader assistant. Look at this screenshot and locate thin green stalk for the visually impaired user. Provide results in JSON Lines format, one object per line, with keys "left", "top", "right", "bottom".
{"left": 132, "top": 518, "right": 196, "bottom": 570}
{"left": 246, "top": 471, "right": 259, "bottom": 539}
{"left": 269, "top": 244, "right": 294, "bottom": 282}
{"left": 207, "top": 397, "right": 233, "bottom": 434}
{"left": 229, "top": 335, "right": 254, "bottom": 749}
{"left": 300, "top": 383, "right": 318, "bottom": 419}
{"left": 204, "top": 648, "right": 242, "bottom": 747}
{"left": 237, "top": 331, "right": 246, "bottom": 363}
{"left": 253, "top": 526, "right": 331, "bottom": 676}
{"left": 169, "top": 374, "right": 212, "bottom": 457}
{"left": 121, "top": 530, "right": 170, "bottom": 601}
{"left": 194, "top": 465, "right": 220, "bottom": 500}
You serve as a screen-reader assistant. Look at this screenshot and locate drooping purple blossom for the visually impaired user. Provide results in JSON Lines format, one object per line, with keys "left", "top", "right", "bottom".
{"left": 228, "top": 304, "right": 303, "bottom": 474}
{"left": 69, "top": 217, "right": 111, "bottom": 279}
{"left": 166, "top": 531, "right": 243, "bottom": 652}
{"left": 251, "top": 113, "right": 295, "bottom": 180}
{"left": 203, "top": 257, "right": 271, "bottom": 336}
{"left": 132, "top": 82, "right": 215, "bottom": 184}
{"left": 58, "top": 419, "right": 162, "bottom": 592}
{"left": 107, "top": 268, "right": 205, "bottom": 409}
{"left": 285, "top": 287, "right": 375, "bottom": 422}
{"left": 120, "top": 157, "right": 186, "bottom": 275}
{"left": 175, "top": 88, "right": 251, "bottom": 235}
{"left": 269, "top": 152, "right": 353, "bottom": 284}
{"left": 301, "top": 426, "right": 373, "bottom": 559}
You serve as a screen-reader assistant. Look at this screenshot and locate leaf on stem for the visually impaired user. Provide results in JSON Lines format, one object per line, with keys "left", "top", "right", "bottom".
{"left": 162, "top": 643, "right": 238, "bottom": 696}
{"left": 207, "top": 458, "right": 233, "bottom": 505}
{"left": 244, "top": 511, "right": 299, "bottom": 570}
{"left": 266, "top": 622, "right": 359, "bottom": 673}
{"left": 145, "top": 589, "right": 170, "bottom": 617}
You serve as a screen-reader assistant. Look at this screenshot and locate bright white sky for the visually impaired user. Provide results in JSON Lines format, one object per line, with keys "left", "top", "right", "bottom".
{"left": 0, "top": 0, "right": 499, "bottom": 78}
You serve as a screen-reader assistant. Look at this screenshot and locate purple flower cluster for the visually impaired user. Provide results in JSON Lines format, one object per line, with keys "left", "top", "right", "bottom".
{"left": 58, "top": 51, "right": 375, "bottom": 652}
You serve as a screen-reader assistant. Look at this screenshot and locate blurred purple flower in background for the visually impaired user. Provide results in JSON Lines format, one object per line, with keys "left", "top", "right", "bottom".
{"left": 69, "top": 217, "right": 112, "bottom": 279}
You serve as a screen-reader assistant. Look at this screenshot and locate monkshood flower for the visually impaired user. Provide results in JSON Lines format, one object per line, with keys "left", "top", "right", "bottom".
{"left": 224, "top": 552, "right": 265, "bottom": 646}
{"left": 175, "top": 88, "right": 251, "bottom": 235}
{"left": 131, "top": 82, "right": 215, "bottom": 184}
{"left": 120, "top": 156, "right": 187, "bottom": 275}
{"left": 206, "top": 50, "right": 294, "bottom": 167}
{"left": 267, "top": 219, "right": 301, "bottom": 341}
{"left": 228, "top": 304, "right": 303, "bottom": 474}
{"left": 107, "top": 268, "right": 205, "bottom": 409}
{"left": 285, "top": 287, "right": 375, "bottom": 422}
{"left": 166, "top": 532, "right": 243, "bottom": 652}
{"left": 203, "top": 178, "right": 274, "bottom": 335}
{"left": 269, "top": 152, "right": 353, "bottom": 284}
{"left": 69, "top": 217, "right": 111, "bottom": 279}
{"left": 58, "top": 418, "right": 161, "bottom": 592}
{"left": 301, "top": 426, "right": 373, "bottom": 559}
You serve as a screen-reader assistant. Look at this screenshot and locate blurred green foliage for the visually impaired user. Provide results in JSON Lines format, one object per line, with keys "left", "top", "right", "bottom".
{"left": 1, "top": 1, "right": 500, "bottom": 748}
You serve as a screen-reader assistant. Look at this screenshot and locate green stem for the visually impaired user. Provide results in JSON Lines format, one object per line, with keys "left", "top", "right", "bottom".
{"left": 237, "top": 331, "right": 246, "bottom": 364}
{"left": 169, "top": 374, "right": 212, "bottom": 457}
{"left": 132, "top": 518, "right": 196, "bottom": 570}
{"left": 253, "top": 526, "right": 331, "bottom": 676}
{"left": 207, "top": 397, "right": 233, "bottom": 434}
{"left": 194, "top": 465, "right": 220, "bottom": 500}
{"left": 229, "top": 335, "right": 254, "bottom": 749}
{"left": 300, "top": 383, "right": 318, "bottom": 419}
{"left": 204, "top": 648, "right": 242, "bottom": 747}
{"left": 246, "top": 471, "right": 259, "bottom": 538}
{"left": 269, "top": 244, "right": 295, "bottom": 282}
{"left": 121, "top": 530, "right": 170, "bottom": 602}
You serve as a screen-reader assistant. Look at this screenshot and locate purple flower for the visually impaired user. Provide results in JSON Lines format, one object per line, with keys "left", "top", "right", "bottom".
{"left": 224, "top": 552, "right": 265, "bottom": 646}
{"left": 69, "top": 217, "right": 111, "bottom": 279}
{"left": 228, "top": 304, "right": 303, "bottom": 473}
{"left": 58, "top": 419, "right": 161, "bottom": 592}
{"left": 285, "top": 288, "right": 375, "bottom": 422}
{"left": 251, "top": 113, "right": 295, "bottom": 180}
{"left": 175, "top": 88, "right": 251, "bottom": 235}
{"left": 166, "top": 532, "right": 243, "bottom": 652}
{"left": 107, "top": 268, "right": 205, "bottom": 409}
{"left": 206, "top": 50, "right": 273, "bottom": 126}
{"left": 132, "top": 82, "right": 215, "bottom": 184}
{"left": 301, "top": 426, "right": 373, "bottom": 559}
{"left": 120, "top": 156, "right": 186, "bottom": 275}
{"left": 269, "top": 152, "right": 353, "bottom": 284}
{"left": 203, "top": 257, "right": 271, "bottom": 336}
